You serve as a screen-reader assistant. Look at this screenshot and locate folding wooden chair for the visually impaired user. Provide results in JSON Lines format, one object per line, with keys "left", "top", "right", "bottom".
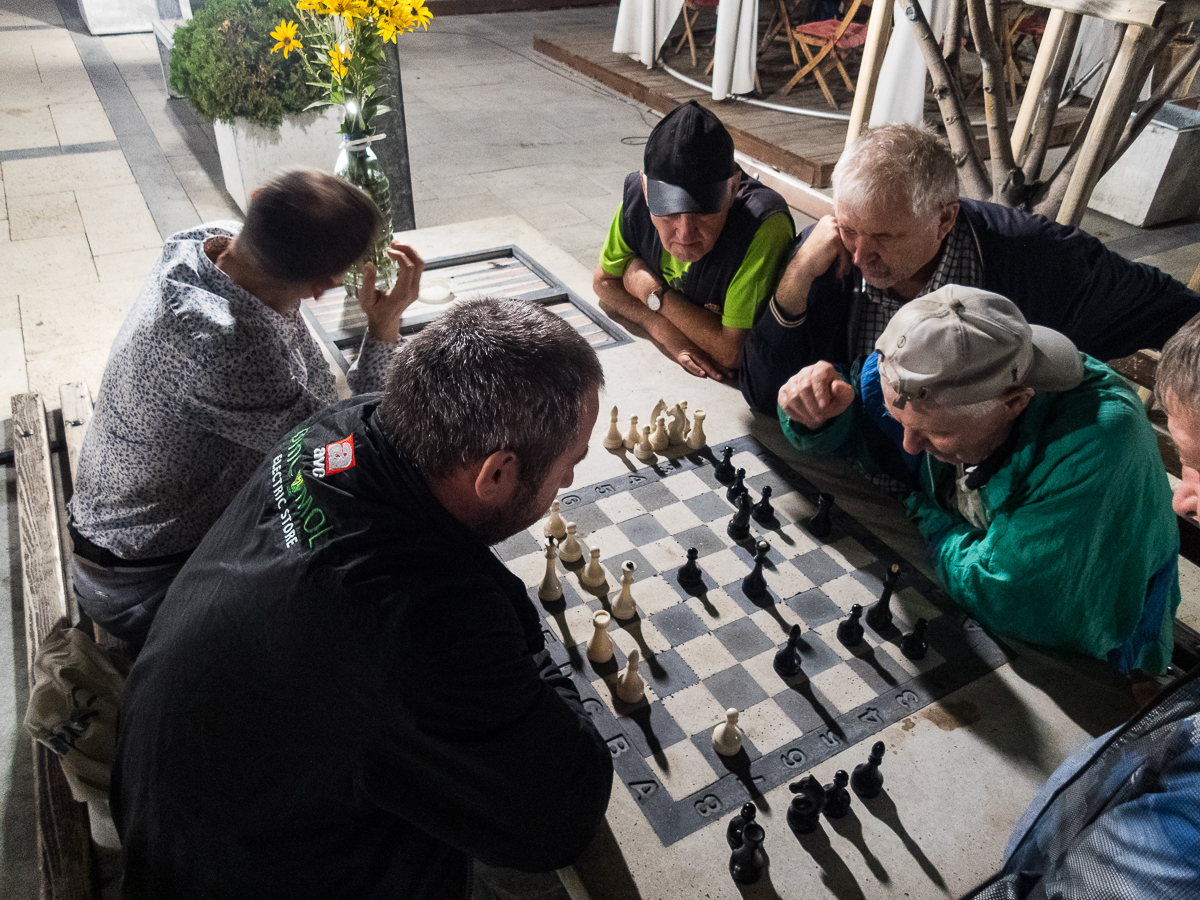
{"left": 780, "top": 0, "right": 870, "bottom": 106}
{"left": 674, "top": 0, "right": 720, "bottom": 69}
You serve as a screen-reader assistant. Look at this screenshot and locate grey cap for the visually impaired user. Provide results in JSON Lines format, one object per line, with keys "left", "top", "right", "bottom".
{"left": 874, "top": 285, "right": 1084, "bottom": 409}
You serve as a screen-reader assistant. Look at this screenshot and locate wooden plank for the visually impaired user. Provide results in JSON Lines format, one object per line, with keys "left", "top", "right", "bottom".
{"left": 1024, "top": 0, "right": 1200, "bottom": 29}
{"left": 11, "top": 392, "right": 95, "bottom": 900}
{"left": 59, "top": 382, "right": 93, "bottom": 482}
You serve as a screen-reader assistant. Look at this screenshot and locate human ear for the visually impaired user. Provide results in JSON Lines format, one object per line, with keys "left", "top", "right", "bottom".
{"left": 937, "top": 201, "right": 960, "bottom": 241}
{"left": 1001, "top": 386, "right": 1035, "bottom": 420}
{"left": 474, "top": 450, "right": 521, "bottom": 504}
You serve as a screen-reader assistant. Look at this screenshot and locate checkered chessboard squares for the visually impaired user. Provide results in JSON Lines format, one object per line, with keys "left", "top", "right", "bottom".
{"left": 513, "top": 436, "right": 1013, "bottom": 844}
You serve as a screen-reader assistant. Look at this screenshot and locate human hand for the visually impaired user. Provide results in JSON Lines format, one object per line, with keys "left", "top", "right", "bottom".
{"left": 661, "top": 330, "right": 732, "bottom": 381}
{"left": 357, "top": 242, "right": 425, "bottom": 344}
{"left": 778, "top": 361, "right": 854, "bottom": 427}
{"left": 774, "top": 215, "right": 851, "bottom": 318}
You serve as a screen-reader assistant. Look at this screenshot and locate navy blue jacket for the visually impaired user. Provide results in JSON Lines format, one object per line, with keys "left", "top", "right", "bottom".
{"left": 741, "top": 199, "right": 1200, "bottom": 413}
{"left": 112, "top": 396, "right": 613, "bottom": 900}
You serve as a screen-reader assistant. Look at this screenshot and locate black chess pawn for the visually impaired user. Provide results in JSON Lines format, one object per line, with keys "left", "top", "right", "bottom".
{"left": 742, "top": 540, "right": 770, "bottom": 600}
{"left": 751, "top": 485, "right": 776, "bottom": 524}
{"left": 786, "top": 774, "right": 824, "bottom": 835}
{"left": 728, "top": 822, "right": 766, "bottom": 885}
{"left": 714, "top": 446, "right": 736, "bottom": 483}
{"left": 866, "top": 564, "right": 900, "bottom": 632}
{"left": 773, "top": 623, "right": 804, "bottom": 678}
{"left": 808, "top": 492, "right": 834, "bottom": 539}
{"left": 823, "top": 770, "right": 852, "bottom": 819}
{"left": 901, "top": 618, "right": 929, "bottom": 660}
{"left": 836, "top": 604, "right": 865, "bottom": 647}
{"left": 726, "top": 802, "right": 757, "bottom": 849}
{"left": 678, "top": 547, "right": 704, "bottom": 590}
{"left": 726, "top": 468, "right": 748, "bottom": 504}
{"left": 850, "top": 741, "right": 886, "bottom": 799}
{"left": 727, "top": 492, "right": 752, "bottom": 541}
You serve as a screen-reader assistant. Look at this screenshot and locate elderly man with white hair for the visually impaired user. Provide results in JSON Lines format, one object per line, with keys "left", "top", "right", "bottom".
{"left": 740, "top": 123, "right": 1200, "bottom": 414}
{"left": 778, "top": 284, "right": 1180, "bottom": 688}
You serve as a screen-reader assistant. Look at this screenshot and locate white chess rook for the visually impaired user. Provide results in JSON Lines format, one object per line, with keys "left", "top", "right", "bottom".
{"left": 616, "top": 647, "right": 645, "bottom": 703}
{"left": 559, "top": 522, "right": 582, "bottom": 563}
{"left": 713, "top": 708, "right": 744, "bottom": 756}
{"left": 686, "top": 409, "right": 707, "bottom": 450}
{"left": 538, "top": 539, "right": 562, "bottom": 602}
{"left": 602, "top": 405, "right": 624, "bottom": 450}
{"left": 580, "top": 547, "right": 606, "bottom": 588}
{"left": 612, "top": 560, "right": 637, "bottom": 620}
{"left": 587, "top": 610, "right": 614, "bottom": 663}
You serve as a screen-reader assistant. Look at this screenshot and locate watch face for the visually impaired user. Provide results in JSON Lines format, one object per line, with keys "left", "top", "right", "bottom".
{"left": 648, "top": 292, "right": 662, "bottom": 311}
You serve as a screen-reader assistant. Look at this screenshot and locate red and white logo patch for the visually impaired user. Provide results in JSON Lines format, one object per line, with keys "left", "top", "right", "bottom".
{"left": 325, "top": 436, "right": 355, "bottom": 475}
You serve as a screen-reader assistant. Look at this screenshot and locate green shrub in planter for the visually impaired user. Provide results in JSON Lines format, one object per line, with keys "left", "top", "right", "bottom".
{"left": 171, "top": 0, "right": 319, "bottom": 129}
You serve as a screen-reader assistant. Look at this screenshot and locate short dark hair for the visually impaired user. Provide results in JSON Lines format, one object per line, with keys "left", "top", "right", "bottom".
{"left": 239, "top": 168, "right": 383, "bottom": 282}
{"left": 377, "top": 298, "right": 605, "bottom": 485}
{"left": 1156, "top": 313, "right": 1200, "bottom": 416}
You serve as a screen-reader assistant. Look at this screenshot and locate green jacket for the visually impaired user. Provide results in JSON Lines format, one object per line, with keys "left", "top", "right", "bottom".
{"left": 780, "top": 354, "right": 1180, "bottom": 675}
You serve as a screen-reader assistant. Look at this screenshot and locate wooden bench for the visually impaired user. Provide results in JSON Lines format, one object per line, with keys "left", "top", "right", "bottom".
{"left": 11, "top": 384, "right": 103, "bottom": 900}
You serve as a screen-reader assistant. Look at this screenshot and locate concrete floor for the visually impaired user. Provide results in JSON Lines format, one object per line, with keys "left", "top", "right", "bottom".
{"left": 3, "top": 0, "right": 1200, "bottom": 895}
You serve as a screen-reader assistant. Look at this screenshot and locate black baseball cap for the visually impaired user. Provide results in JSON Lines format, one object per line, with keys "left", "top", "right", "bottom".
{"left": 644, "top": 101, "right": 737, "bottom": 216}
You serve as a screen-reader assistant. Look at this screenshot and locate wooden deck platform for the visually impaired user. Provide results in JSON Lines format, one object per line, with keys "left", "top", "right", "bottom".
{"left": 535, "top": 10, "right": 1083, "bottom": 189}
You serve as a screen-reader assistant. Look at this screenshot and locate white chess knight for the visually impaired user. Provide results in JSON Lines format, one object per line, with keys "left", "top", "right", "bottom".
{"left": 616, "top": 647, "right": 645, "bottom": 703}
{"left": 602, "top": 405, "right": 624, "bottom": 450}
{"left": 538, "top": 539, "right": 562, "bottom": 602}
{"left": 587, "top": 610, "right": 613, "bottom": 663}
{"left": 712, "top": 708, "right": 744, "bottom": 756}
{"left": 686, "top": 409, "right": 707, "bottom": 451}
{"left": 544, "top": 500, "right": 567, "bottom": 540}
{"left": 650, "top": 398, "right": 667, "bottom": 427}
{"left": 667, "top": 402, "right": 689, "bottom": 444}
{"left": 558, "top": 522, "right": 583, "bottom": 563}
{"left": 612, "top": 561, "right": 637, "bottom": 620}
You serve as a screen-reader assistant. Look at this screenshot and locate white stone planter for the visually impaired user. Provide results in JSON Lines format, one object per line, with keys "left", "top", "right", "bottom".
{"left": 213, "top": 107, "right": 344, "bottom": 214}
{"left": 76, "top": 0, "right": 157, "bottom": 34}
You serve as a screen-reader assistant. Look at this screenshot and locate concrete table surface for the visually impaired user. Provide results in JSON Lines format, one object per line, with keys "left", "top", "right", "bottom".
{"left": 389, "top": 215, "right": 1136, "bottom": 900}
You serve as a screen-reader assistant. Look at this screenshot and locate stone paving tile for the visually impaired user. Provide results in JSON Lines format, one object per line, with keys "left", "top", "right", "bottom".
{"left": 0, "top": 294, "right": 28, "bottom": 401}
{"left": 76, "top": 184, "right": 162, "bottom": 256}
{"left": 94, "top": 246, "right": 161, "bottom": 284}
{"left": 20, "top": 280, "right": 139, "bottom": 360}
{"left": 2, "top": 150, "right": 135, "bottom": 197}
{"left": 50, "top": 101, "right": 117, "bottom": 145}
{"left": 0, "top": 105, "right": 57, "bottom": 152}
{"left": 6, "top": 191, "right": 83, "bottom": 241}
{"left": 0, "top": 233, "right": 96, "bottom": 293}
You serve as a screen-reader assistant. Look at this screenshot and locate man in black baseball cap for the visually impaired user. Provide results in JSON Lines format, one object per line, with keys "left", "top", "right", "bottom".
{"left": 595, "top": 101, "right": 794, "bottom": 382}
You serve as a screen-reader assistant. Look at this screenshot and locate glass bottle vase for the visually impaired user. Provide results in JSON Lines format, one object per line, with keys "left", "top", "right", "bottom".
{"left": 334, "top": 136, "right": 396, "bottom": 299}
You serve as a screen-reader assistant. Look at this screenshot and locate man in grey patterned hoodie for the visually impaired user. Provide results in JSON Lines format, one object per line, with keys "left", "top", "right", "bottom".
{"left": 67, "top": 168, "right": 423, "bottom": 647}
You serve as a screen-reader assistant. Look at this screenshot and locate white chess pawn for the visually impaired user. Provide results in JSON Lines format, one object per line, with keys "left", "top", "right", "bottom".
{"left": 650, "top": 397, "right": 667, "bottom": 427}
{"left": 713, "top": 708, "right": 744, "bottom": 756}
{"left": 650, "top": 416, "right": 670, "bottom": 452}
{"left": 579, "top": 547, "right": 606, "bottom": 588}
{"left": 602, "top": 405, "right": 624, "bottom": 450}
{"left": 667, "top": 403, "right": 687, "bottom": 445}
{"left": 544, "top": 500, "right": 567, "bottom": 541}
{"left": 678, "top": 400, "right": 690, "bottom": 437}
{"left": 616, "top": 647, "right": 645, "bottom": 703}
{"left": 623, "top": 415, "right": 639, "bottom": 451}
{"left": 559, "top": 522, "right": 582, "bottom": 563}
{"left": 587, "top": 610, "right": 614, "bottom": 663}
{"left": 686, "top": 409, "right": 707, "bottom": 450}
{"left": 612, "top": 560, "right": 637, "bottom": 620}
{"left": 538, "top": 539, "right": 562, "bottom": 602}
{"left": 634, "top": 425, "right": 656, "bottom": 462}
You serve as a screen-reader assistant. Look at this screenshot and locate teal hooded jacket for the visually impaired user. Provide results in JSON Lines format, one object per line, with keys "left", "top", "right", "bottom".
{"left": 780, "top": 353, "right": 1180, "bottom": 675}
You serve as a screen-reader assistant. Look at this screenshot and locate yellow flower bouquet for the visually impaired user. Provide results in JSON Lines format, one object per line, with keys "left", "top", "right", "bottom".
{"left": 269, "top": 0, "right": 431, "bottom": 295}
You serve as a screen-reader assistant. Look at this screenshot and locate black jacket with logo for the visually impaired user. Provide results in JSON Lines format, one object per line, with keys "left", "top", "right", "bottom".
{"left": 112, "top": 396, "right": 614, "bottom": 899}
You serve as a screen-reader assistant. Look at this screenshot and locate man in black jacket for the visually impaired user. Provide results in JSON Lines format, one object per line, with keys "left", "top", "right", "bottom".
{"left": 741, "top": 123, "right": 1200, "bottom": 414}
{"left": 112, "top": 298, "right": 614, "bottom": 899}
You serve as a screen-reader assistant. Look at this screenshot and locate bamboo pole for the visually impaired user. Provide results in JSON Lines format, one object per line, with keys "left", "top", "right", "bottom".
{"left": 1011, "top": 8, "right": 1071, "bottom": 160}
{"left": 845, "top": 0, "right": 895, "bottom": 147}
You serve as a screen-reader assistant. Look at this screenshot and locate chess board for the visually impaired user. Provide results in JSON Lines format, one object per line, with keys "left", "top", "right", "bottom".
{"left": 494, "top": 435, "right": 1014, "bottom": 846}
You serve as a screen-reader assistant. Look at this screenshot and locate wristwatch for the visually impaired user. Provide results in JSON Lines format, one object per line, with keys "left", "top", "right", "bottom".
{"left": 646, "top": 288, "right": 664, "bottom": 312}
